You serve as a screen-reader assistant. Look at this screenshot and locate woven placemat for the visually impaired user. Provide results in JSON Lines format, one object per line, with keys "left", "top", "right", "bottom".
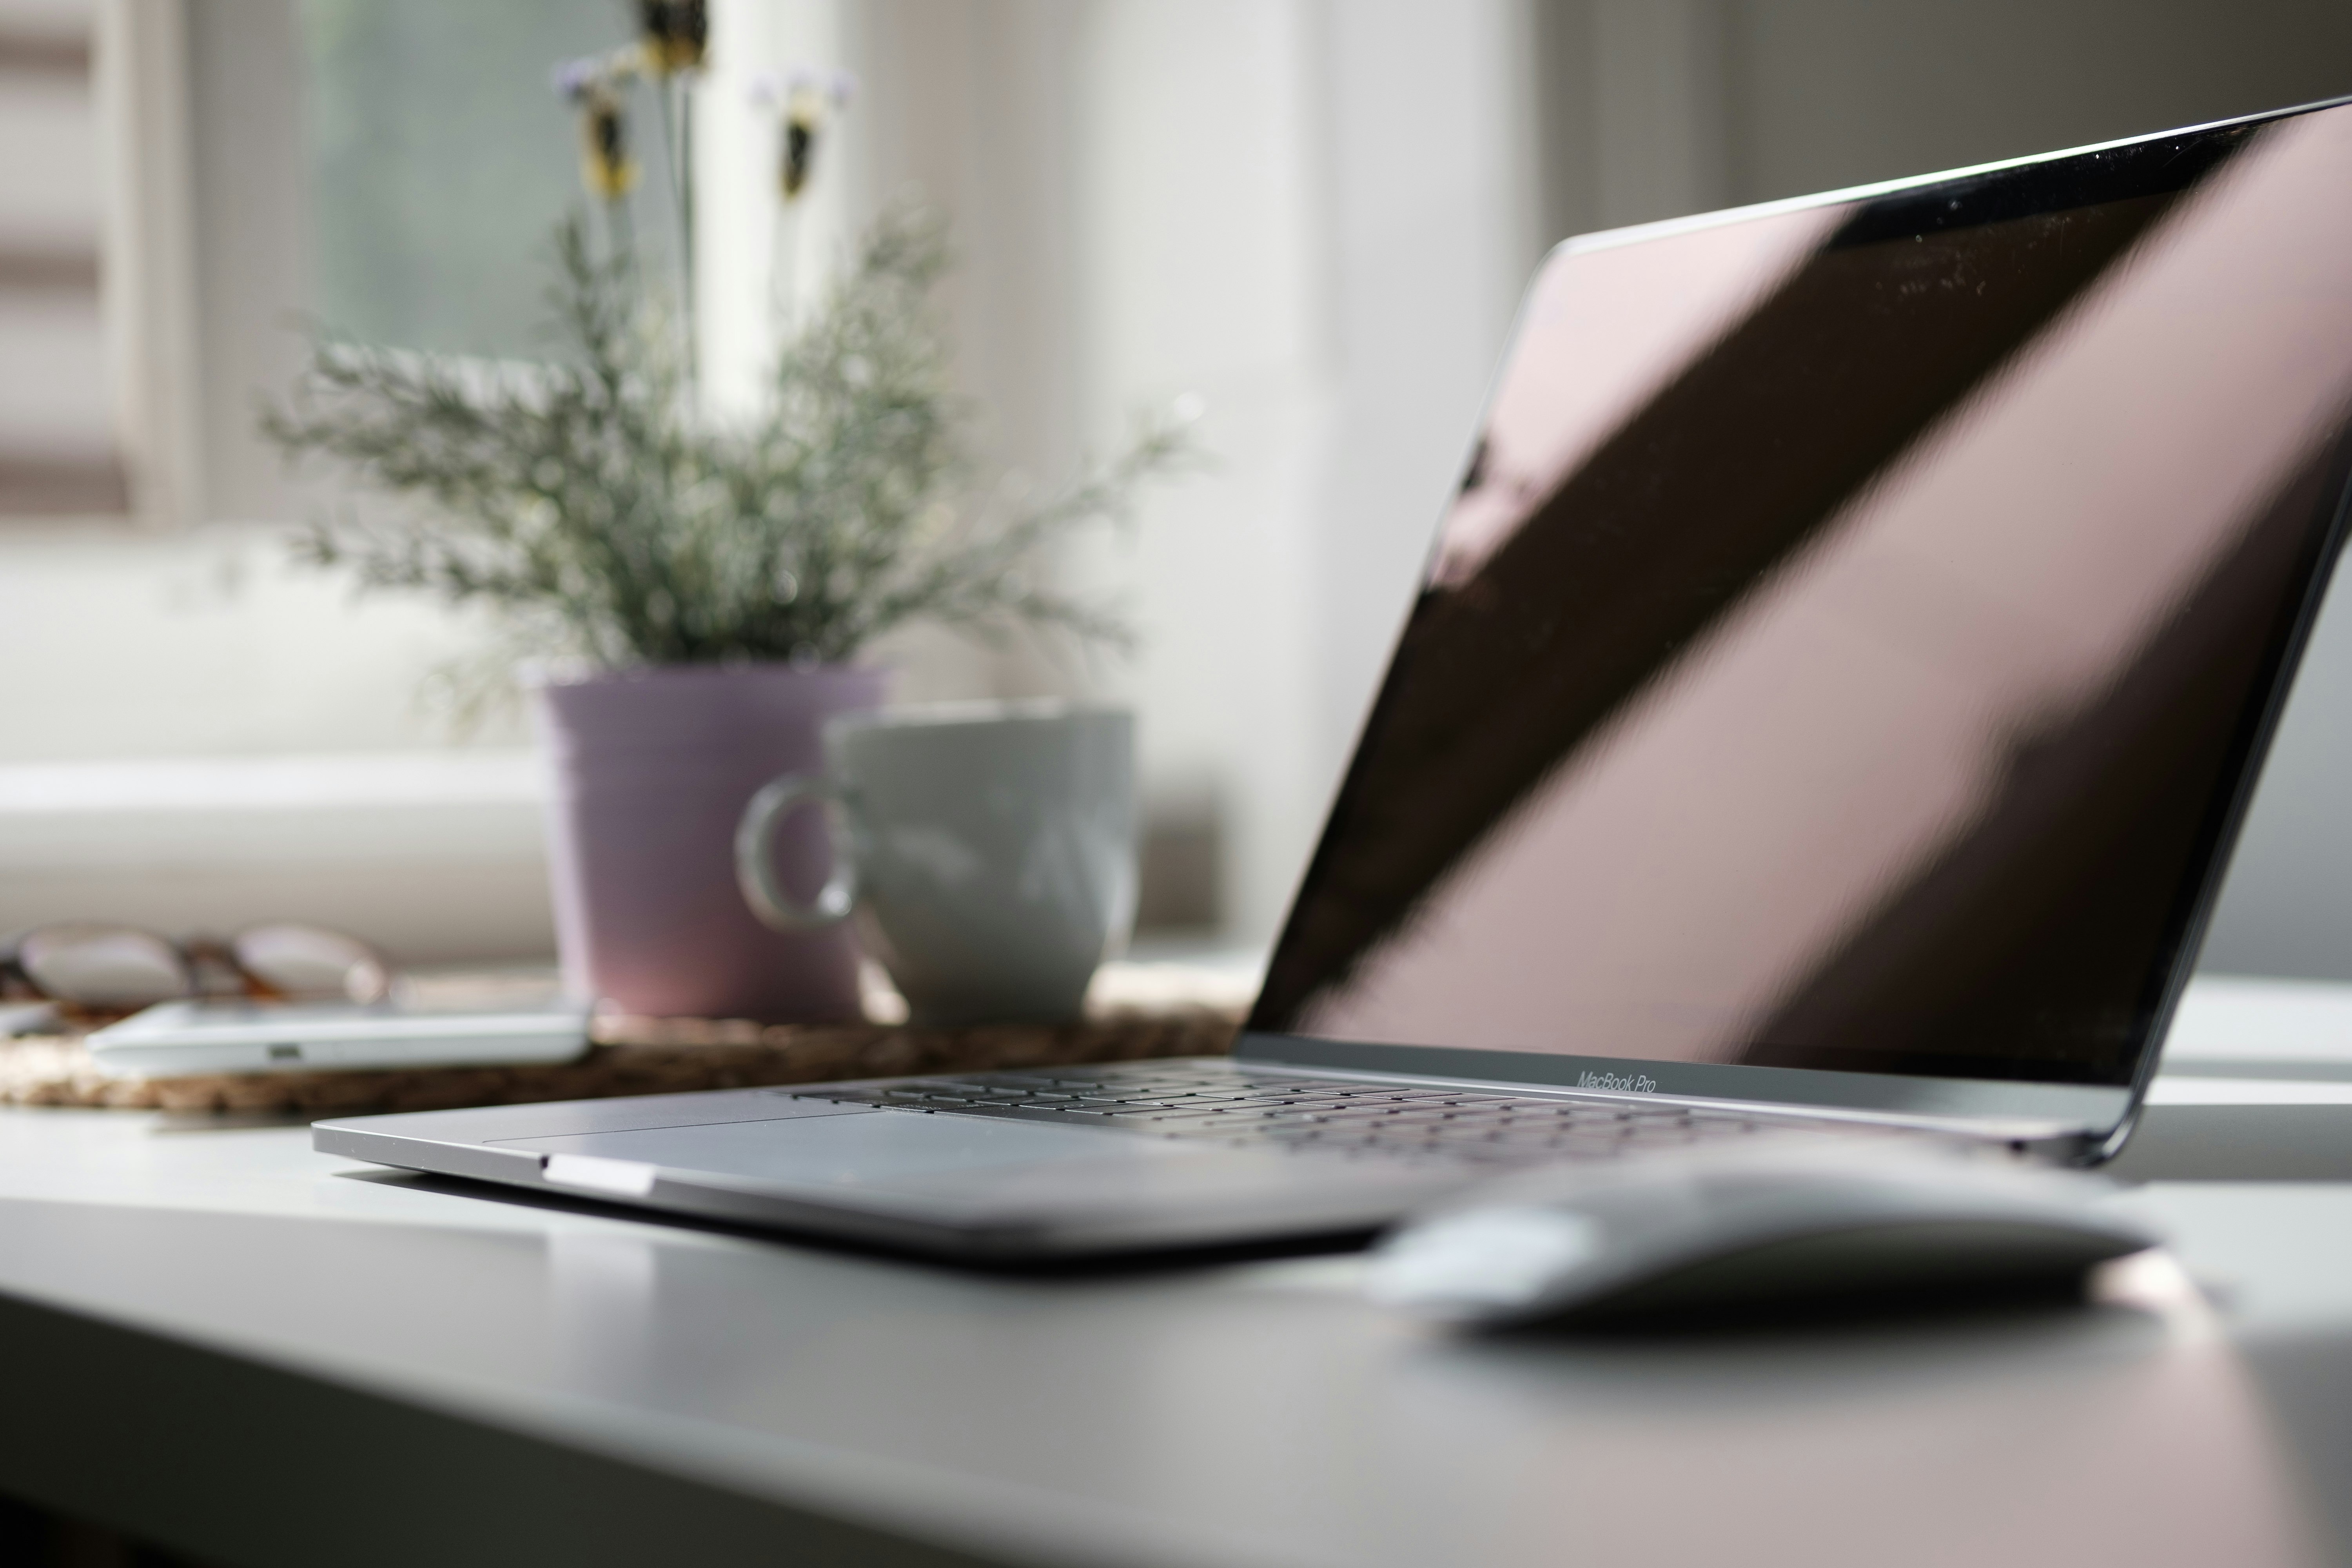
{"left": 0, "top": 963, "right": 1250, "bottom": 1116}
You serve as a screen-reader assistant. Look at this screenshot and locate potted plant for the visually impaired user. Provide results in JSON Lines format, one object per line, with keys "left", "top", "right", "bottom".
{"left": 261, "top": 11, "right": 1190, "bottom": 1021}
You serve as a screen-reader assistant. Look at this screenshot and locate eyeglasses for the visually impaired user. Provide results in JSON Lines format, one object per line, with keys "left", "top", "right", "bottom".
{"left": 0, "top": 924, "right": 392, "bottom": 1016}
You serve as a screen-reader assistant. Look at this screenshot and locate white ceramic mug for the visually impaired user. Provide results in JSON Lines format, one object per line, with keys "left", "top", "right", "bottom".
{"left": 735, "top": 702, "right": 1136, "bottom": 1025}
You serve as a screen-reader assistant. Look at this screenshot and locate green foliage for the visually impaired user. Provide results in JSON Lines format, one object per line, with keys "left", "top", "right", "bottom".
{"left": 262, "top": 205, "right": 1194, "bottom": 669}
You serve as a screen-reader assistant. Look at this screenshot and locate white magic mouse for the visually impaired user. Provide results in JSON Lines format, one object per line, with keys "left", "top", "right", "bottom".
{"left": 1365, "top": 1134, "right": 2160, "bottom": 1328}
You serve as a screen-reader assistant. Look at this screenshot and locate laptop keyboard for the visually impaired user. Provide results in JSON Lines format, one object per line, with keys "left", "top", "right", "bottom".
{"left": 803, "top": 1062, "right": 1889, "bottom": 1168}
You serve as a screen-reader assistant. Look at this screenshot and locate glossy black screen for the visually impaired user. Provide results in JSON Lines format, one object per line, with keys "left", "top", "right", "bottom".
{"left": 1252, "top": 104, "right": 2352, "bottom": 1088}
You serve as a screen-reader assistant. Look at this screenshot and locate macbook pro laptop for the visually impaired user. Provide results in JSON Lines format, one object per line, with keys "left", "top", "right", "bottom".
{"left": 317, "top": 96, "right": 2352, "bottom": 1259}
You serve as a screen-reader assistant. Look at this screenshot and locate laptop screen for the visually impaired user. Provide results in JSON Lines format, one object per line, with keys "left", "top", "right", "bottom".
{"left": 1250, "top": 102, "right": 2352, "bottom": 1092}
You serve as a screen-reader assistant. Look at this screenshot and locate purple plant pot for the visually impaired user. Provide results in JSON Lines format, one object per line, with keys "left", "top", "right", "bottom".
{"left": 534, "top": 663, "right": 887, "bottom": 1021}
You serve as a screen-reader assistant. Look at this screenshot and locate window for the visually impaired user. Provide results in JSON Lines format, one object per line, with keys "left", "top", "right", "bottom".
{"left": 0, "top": 0, "right": 125, "bottom": 515}
{"left": 301, "top": 0, "right": 674, "bottom": 357}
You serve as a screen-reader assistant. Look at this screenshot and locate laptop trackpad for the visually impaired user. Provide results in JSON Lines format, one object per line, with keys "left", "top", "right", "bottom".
{"left": 495, "top": 1111, "right": 1223, "bottom": 1202}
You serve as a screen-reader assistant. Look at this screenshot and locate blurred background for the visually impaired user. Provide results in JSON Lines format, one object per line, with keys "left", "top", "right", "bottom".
{"left": 3, "top": 0, "right": 2351, "bottom": 976}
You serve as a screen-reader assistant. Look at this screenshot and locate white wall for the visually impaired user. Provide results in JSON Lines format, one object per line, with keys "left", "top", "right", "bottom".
{"left": 1066, "top": 0, "right": 1336, "bottom": 943}
{"left": 0, "top": 521, "right": 517, "bottom": 762}
{"left": 1304, "top": 0, "right": 1545, "bottom": 810}
{"left": 1065, "top": 0, "right": 1549, "bottom": 940}
{"left": 829, "top": 0, "right": 1545, "bottom": 942}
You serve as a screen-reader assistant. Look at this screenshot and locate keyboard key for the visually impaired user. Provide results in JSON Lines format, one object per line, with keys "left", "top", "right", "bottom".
{"left": 804, "top": 1066, "right": 1892, "bottom": 1167}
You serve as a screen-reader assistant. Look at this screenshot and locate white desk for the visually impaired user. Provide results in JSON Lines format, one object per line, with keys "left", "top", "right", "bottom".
{"left": 3, "top": 976, "right": 2352, "bottom": 1567}
{"left": 2118, "top": 974, "right": 2352, "bottom": 1180}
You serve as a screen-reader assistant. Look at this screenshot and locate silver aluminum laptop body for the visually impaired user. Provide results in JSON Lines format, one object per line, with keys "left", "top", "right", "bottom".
{"left": 316, "top": 96, "right": 2352, "bottom": 1259}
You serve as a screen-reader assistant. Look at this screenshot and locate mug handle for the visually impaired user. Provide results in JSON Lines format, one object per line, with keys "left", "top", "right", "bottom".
{"left": 735, "top": 775, "right": 858, "bottom": 931}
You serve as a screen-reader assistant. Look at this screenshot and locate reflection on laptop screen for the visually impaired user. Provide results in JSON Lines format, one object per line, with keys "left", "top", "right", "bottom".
{"left": 1252, "top": 105, "right": 2352, "bottom": 1089}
